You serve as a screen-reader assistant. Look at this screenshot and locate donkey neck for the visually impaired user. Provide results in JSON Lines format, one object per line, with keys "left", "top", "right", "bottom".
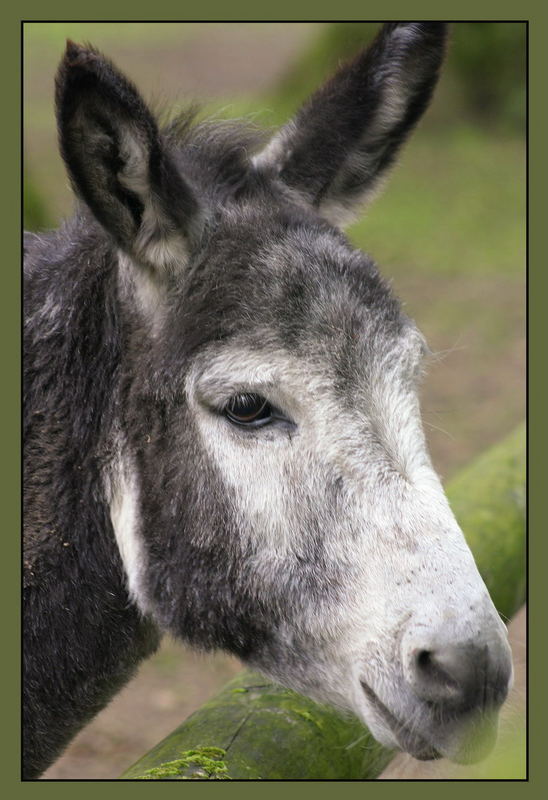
{"left": 23, "top": 222, "right": 160, "bottom": 778}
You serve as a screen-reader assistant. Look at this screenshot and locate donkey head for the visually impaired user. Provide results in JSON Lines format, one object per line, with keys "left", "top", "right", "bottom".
{"left": 56, "top": 23, "right": 512, "bottom": 762}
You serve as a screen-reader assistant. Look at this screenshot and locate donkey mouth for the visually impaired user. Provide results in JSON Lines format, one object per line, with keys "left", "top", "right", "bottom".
{"left": 360, "top": 680, "right": 441, "bottom": 761}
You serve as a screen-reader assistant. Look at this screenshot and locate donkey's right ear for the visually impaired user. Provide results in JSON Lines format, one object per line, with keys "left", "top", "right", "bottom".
{"left": 56, "top": 42, "right": 202, "bottom": 274}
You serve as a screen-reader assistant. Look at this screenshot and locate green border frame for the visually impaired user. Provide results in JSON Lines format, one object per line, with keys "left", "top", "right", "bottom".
{"left": 10, "top": 1, "right": 542, "bottom": 796}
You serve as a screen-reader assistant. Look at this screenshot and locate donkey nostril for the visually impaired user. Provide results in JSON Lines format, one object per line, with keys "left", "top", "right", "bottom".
{"left": 408, "top": 640, "right": 512, "bottom": 714}
{"left": 417, "top": 649, "right": 432, "bottom": 670}
{"left": 411, "top": 646, "right": 468, "bottom": 705}
{"left": 416, "top": 648, "right": 455, "bottom": 681}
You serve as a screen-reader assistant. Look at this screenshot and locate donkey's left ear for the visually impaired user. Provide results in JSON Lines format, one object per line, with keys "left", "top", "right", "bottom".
{"left": 254, "top": 22, "right": 448, "bottom": 228}
{"left": 56, "top": 41, "right": 202, "bottom": 273}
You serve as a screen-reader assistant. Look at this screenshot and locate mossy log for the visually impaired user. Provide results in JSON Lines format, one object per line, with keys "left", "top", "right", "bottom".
{"left": 121, "top": 424, "right": 525, "bottom": 780}
{"left": 122, "top": 671, "right": 390, "bottom": 780}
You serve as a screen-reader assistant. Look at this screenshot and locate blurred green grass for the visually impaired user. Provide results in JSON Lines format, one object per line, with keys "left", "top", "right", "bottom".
{"left": 350, "top": 127, "right": 525, "bottom": 279}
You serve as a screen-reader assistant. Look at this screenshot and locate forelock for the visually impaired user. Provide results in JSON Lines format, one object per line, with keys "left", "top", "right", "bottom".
{"left": 164, "top": 112, "right": 269, "bottom": 204}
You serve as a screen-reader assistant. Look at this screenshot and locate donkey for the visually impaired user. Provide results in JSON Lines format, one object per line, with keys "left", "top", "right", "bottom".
{"left": 24, "top": 23, "right": 513, "bottom": 780}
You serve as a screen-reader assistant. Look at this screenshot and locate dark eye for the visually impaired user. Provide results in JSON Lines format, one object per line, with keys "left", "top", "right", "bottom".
{"left": 224, "top": 393, "right": 273, "bottom": 427}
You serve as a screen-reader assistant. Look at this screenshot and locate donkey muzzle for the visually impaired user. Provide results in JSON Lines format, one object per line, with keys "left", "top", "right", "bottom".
{"left": 399, "top": 620, "right": 513, "bottom": 762}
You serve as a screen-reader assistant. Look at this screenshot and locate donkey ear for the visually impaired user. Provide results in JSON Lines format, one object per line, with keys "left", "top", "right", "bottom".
{"left": 56, "top": 41, "right": 202, "bottom": 273}
{"left": 254, "top": 22, "right": 448, "bottom": 228}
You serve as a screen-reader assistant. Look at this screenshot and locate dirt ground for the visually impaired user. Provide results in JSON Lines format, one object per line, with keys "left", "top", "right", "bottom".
{"left": 26, "top": 24, "right": 525, "bottom": 780}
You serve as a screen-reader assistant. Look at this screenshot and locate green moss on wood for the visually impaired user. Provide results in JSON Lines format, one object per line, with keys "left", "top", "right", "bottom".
{"left": 121, "top": 671, "right": 388, "bottom": 780}
{"left": 133, "top": 747, "right": 230, "bottom": 780}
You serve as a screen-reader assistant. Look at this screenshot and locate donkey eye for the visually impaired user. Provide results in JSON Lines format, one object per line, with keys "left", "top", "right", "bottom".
{"left": 224, "top": 393, "right": 273, "bottom": 427}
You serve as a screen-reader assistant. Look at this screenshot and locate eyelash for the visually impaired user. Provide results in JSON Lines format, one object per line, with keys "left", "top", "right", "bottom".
{"left": 221, "top": 392, "right": 296, "bottom": 431}
{"left": 223, "top": 393, "right": 273, "bottom": 427}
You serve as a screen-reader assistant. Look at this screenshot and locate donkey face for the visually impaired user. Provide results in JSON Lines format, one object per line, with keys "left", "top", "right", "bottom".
{"left": 57, "top": 24, "right": 512, "bottom": 763}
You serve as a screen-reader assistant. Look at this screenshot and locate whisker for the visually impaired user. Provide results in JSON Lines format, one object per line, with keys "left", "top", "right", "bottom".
{"left": 423, "top": 420, "right": 455, "bottom": 440}
{"left": 426, "top": 336, "right": 467, "bottom": 365}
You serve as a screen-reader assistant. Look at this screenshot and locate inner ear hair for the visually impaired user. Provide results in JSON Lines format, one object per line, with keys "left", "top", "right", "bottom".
{"left": 56, "top": 41, "right": 201, "bottom": 275}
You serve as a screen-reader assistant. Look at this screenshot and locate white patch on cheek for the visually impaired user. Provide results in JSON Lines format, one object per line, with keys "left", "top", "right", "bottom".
{"left": 186, "top": 349, "right": 314, "bottom": 555}
{"left": 106, "top": 452, "right": 152, "bottom": 616}
{"left": 194, "top": 417, "right": 296, "bottom": 554}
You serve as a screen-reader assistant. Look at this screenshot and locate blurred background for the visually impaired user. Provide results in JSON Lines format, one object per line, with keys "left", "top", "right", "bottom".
{"left": 24, "top": 22, "right": 526, "bottom": 779}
